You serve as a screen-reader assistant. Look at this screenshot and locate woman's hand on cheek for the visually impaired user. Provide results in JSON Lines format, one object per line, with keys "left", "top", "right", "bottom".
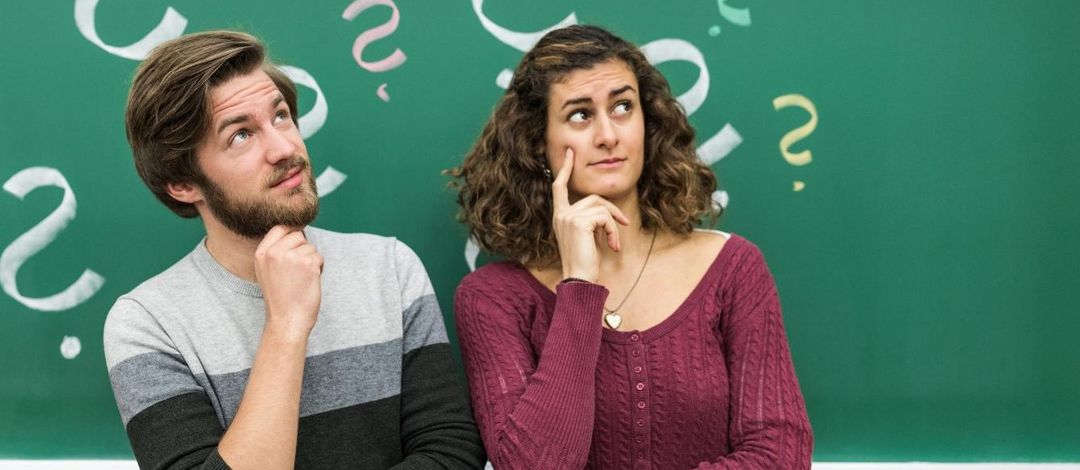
{"left": 551, "top": 147, "right": 630, "bottom": 282}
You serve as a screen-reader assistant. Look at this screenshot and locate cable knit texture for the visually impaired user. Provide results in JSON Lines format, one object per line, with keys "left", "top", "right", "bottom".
{"left": 454, "top": 234, "right": 812, "bottom": 470}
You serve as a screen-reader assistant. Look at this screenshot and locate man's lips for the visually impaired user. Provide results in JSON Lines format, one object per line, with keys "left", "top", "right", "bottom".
{"left": 272, "top": 167, "right": 304, "bottom": 188}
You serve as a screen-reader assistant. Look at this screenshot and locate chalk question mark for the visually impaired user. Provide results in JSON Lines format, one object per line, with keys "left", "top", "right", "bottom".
{"left": 471, "top": 0, "right": 578, "bottom": 88}
{"left": 710, "top": 0, "right": 751, "bottom": 36}
{"left": 772, "top": 94, "right": 818, "bottom": 191}
{"left": 343, "top": 0, "right": 407, "bottom": 102}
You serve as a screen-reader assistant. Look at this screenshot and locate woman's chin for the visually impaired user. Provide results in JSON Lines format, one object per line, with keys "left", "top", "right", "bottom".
{"left": 572, "top": 183, "right": 637, "bottom": 202}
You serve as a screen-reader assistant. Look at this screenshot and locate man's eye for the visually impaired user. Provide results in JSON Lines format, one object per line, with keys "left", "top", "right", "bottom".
{"left": 231, "top": 130, "right": 251, "bottom": 145}
{"left": 569, "top": 110, "right": 589, "bottom": 123}
{"left": 274, "top": 110, "right": 290, "bottom": 123}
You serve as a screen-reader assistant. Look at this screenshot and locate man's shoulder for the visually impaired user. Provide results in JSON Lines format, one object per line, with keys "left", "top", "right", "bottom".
{"left": 304, "top": 226, "right": 400, "bottom": 257}
{"left": 103, "top": 247, "right": 206, "bottom": 365}
{"left": 305, "top": 226, "right": 431, "bottom": 276}
{"left": 115, "top": 247, "right": 203, "bottom": 308}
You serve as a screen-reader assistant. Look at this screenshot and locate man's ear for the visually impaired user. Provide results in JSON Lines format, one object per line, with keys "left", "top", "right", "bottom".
{"left": 165, "top": 182, "right": 203, "bottom": 204}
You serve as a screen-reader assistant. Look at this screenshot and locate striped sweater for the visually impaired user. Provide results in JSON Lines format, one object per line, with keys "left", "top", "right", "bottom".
{"left": 104, "top": 227, "right": 485, "bottom": 469}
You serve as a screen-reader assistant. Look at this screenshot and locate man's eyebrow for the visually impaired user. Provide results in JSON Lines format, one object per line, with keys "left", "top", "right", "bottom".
{"left": 216, "top": 114, "right": 251, "bottom": 135}
{"left": 560, "top": 85, "right": 637, "bottom": 110}
{"left": 214, "top": 93, "right": 286, "bottom": 135}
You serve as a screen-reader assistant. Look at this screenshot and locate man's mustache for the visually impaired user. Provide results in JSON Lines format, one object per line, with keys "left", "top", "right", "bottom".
{"left": 267, "top": 157, "right": 308, "bottom": 186}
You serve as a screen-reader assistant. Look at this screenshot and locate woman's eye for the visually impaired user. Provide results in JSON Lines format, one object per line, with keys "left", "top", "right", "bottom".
{"left": 569, "top": 110, "right": 589, "bottom": 123}
{"left": 613, "top": 101, "right": 632, "bottom": 116}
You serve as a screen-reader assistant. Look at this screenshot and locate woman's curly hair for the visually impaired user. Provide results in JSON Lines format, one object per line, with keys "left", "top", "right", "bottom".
{"left": 449, "top": 24, "right": 719, "bottom": 267}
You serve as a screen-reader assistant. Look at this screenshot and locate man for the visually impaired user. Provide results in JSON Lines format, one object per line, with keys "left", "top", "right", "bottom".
{"left": 104, "top": 30, "right": 485, "bottom": 469}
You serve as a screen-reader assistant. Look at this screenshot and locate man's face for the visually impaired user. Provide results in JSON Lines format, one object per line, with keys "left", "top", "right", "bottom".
{"left": 192, "top": 68, "right": 318, "bottom": 239}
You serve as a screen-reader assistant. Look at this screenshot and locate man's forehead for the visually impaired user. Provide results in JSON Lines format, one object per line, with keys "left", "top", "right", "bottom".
{"left": 210, "top": 69, "right": 280, "bottom": 115}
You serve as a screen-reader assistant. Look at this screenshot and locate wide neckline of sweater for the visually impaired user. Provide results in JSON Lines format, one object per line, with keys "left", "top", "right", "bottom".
{"left": 522, "top": 233, "right": 743, "bottom": 345}
{"left": 190, "top": 238, "right": 262, "bottom": 298}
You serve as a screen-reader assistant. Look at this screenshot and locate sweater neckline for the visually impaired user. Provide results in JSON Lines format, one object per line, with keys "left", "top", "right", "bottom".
{"left": 190, "top": 238, "right": 263, "bottom": 298}
{"left": 188, "top": 227, "right": 320, "bottom": 298}
{"left": 522, "top": 233, "right": 743, "bottom": 344}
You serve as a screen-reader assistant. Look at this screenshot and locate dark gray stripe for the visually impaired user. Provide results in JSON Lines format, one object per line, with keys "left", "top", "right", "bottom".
{"left": 207, "top": 339, "right": 405, "bottom": 426}
{"left": 400, "top": 343, "right": 486, "bottom": 467}
{"left": 108, "top": 352, "right": 204, "bottom": 425}
{"left": 125, "top": 392, "right": 225, "bottom": 469}
{"left": 402, "top": 294, "right": 449, "bottom": 354}
{"left": 296, "top": 395, "right": 403, "bottom": 468}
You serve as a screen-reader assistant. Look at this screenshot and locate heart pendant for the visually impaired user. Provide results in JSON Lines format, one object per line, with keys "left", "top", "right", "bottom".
{"left": 604, "top": 312, "right": 622, "bottom": 330}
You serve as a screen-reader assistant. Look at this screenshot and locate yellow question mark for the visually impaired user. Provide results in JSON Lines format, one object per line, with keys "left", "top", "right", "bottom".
{"left": 772, "top": 94, "right": 817, "bottom": 191}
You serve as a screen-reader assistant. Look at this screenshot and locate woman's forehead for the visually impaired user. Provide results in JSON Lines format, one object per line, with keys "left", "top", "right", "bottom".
{"left": 550, "top": 60, "right": 638, "bottom": 101}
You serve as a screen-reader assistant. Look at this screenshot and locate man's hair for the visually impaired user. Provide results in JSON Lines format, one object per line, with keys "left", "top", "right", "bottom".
{"left": 449, "top": 25, "right": 719, "bottom": 267}
{"left": 125, "top": 30, "right": 299, "bottom": 218}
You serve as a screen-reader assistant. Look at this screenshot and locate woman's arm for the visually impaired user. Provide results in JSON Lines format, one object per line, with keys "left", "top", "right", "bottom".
{"left": 696, "top": 244, "right": 813, "bottom": 469}
{"left": 455, "top": 278, "right": 607, "bottom": 470}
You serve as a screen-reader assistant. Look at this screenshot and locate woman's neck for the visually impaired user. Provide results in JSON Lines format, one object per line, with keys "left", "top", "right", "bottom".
{"left": 591, "top": 191, "right": 655, "bottom": 269}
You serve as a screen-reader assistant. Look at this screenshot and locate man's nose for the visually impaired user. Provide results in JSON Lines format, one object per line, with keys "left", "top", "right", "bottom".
{"left": 264, "top": 126, "right": 299, "bottom": 164}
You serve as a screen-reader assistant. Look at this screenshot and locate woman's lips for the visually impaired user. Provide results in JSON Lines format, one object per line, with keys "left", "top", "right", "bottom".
{"left": 588, "top": 158, "right": 627, "bottom": 168}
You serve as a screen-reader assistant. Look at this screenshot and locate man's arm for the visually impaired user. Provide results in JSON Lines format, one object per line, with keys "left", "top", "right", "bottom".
{"left": 216, "top": 227, "right": 323, "bottom": 469}
{"left": 105, "top": 298, "right": 229, "bottom": 469}
{"left": 390, "top": 240, "right": 486, "bottom": 470}
{"left": 106, "top": 227, "right": 323, "bottom": 470}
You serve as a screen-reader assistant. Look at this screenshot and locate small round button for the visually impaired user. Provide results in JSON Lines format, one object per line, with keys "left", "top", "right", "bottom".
{"left": 637, "top": 400, "right": 646, "bottom": 409}
{"left": 636, "top": 382, "right": 645, "bottom": 391}
{"left": 632, "top": 350, "right": 640, "bottom": 357}
{"left": 634, "top": 366, "right": 643, "bottom": 373}
{"left": 631, "top": 333, "right": 640, "bottom": 341}
{"left": 635, "top": 436, "right": 644, "bottom": 443}
{"left": 636, "top": 419, "right": 645, "bottom": 427}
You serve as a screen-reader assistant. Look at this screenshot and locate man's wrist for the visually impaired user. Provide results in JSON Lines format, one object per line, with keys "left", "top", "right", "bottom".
{"left": 262, "top": 319, "right": 313, "bottom": 345}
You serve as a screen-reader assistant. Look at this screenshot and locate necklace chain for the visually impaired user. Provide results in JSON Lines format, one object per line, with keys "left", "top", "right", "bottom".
{"left": 603, "top": 231, "right": 658, "bottom": 315}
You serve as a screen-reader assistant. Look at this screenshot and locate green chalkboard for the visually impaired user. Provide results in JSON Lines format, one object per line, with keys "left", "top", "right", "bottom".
{"left": 1, "top": 0, "right": 1077, "bottom": 462}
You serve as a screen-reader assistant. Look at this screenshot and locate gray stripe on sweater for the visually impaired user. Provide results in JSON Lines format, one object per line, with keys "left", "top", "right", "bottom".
{"left": 113, "top": 339, "right": 413, "bottom": 427}
{"left": 207, "top": 339, "right": 407, "bottom": 426}
{"left": 403, "top": 294, "right": 449, "bottom": 355}
{"left": 109, "top": 352, "right": 204, "bottom": 425}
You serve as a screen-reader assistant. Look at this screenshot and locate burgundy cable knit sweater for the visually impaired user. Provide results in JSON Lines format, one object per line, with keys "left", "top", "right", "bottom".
{"left": 454, "top": 234, "right": 813, "bottom": 470}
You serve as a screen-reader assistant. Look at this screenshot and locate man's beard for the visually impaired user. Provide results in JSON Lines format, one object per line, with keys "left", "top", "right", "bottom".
{"left": 198, "top": 156, "right": 319, "bottom": 239}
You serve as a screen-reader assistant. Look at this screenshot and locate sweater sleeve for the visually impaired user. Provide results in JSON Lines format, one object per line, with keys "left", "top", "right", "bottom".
{"left": 103, "top": 298, "right": 232, "bottom": 470}
{"left": 390, "top": 240, "right": 487, "bottom": 470}
{"left": 454, "top": 277, "right": 608, "bottom": 470}
{"left": 694, "top": 245, "right": 813, "bottom": 469}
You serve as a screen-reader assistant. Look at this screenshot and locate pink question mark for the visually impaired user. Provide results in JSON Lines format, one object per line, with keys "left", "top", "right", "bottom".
{"left": 343, "top": 0, "right": 406, "bottom": 102}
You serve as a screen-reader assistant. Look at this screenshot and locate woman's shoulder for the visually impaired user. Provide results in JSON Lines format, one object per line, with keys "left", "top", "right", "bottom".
{"left": 691, "top": 229, "right": 763, "bottom": 257}
{"left": 457, "top": 260, "right": 537, "bottom": 298}
{"left": 455, "top": 261, "right": 549, "bottom": 329}
{"left": 684, "top": 230, "right": 774, "bottom": 286}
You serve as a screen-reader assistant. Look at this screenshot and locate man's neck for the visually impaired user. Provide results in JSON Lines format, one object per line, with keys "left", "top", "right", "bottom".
{"left": 203, "top": 217, "right": 261, "bottom": 282}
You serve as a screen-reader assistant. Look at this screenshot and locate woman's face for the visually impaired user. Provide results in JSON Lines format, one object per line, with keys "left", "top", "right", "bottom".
{"left": 544, "top": 59, "right": 645, "bottom": 202}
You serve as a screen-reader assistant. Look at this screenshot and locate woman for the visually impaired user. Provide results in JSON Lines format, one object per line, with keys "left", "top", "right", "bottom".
{"left": 449, "top": 25, "right": 812, "bottom": 469}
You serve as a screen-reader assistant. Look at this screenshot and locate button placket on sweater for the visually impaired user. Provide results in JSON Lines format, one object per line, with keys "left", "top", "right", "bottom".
{"left": 628, "top": 332, "right": 651, "bottom": 470}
